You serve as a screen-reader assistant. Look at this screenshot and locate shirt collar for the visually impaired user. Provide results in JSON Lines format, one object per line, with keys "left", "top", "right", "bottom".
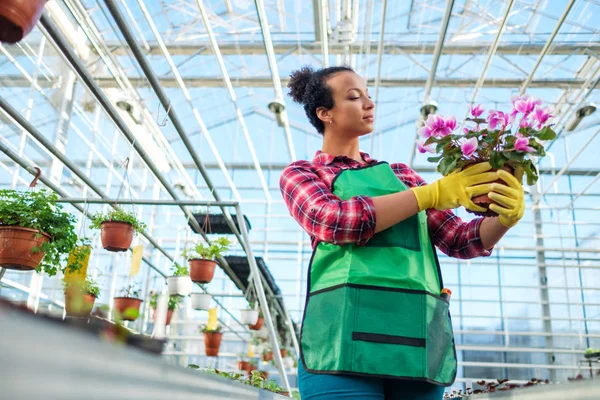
{"left": 313, "top": 150, "right": 377, "bottom": 166}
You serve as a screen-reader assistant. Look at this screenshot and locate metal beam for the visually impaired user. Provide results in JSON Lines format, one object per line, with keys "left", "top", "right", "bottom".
{"left": 423, "top": 0, "right": 455, "bottom": 103}
{"left": 1, "top": 76, "right": 585, "bottom": 88}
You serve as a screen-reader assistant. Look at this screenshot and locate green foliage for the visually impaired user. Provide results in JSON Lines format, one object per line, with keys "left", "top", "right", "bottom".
{"left": 90, "top": 207, "right": 146, "bottom": 234}
{"left": 187, "top": 364, "right": 200, "bottom": 369}
{"left": 171, "top": 263, "right": 189, "bottom": 277}
{"left": 149, "top": 293, "right": 182, "bottom": 310}
{"left": 0, "top": 189, "right": 79, "bottom": 276}
{"left": 64, "top": 278, "right": 101, "bottom": 298}
{"left": 200, "top": 324, "right": 222, "bottom": 333}
{"left": 585, "top": 347, "right": 600, "bottom": 355}
{"left": 182, "top": 236, "right": 231, "bottom": 261}
{"left": 198, "top": 368, "right": 286, "bottom": 395}
{"left": 121, "top": 283, "right": 141, "bottom": 298}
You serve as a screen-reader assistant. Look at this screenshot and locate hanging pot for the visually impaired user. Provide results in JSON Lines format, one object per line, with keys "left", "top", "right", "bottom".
{"left": 204, "top": 331, "right": 223, "bottom": 356}
{"left": 167, "top": 275, "right": 192, "bottom": 297}
{"left": 189, "top": 259, "right": 217, "bottom": 283}
{"left": 466, "top": 164, "right": 515, "bottom": 217}
{"left": 64, "top": 289, "right": 96, "bottom": 318}
{"left": 153, "top": 307, "right": 174, "bottom": 326}
{"left": 240, "top": 309, "right": 259, "bottom": 325}
{"left": 0, "top": 226, "right": 51, "bottom": 270}
{"left": 190, "top": 293, "right": 212, "bottom": 310}
{"left": 113, "top": 297, "right": 143, "bottom": 321}
{"left": 248, "top": 316, "right": 264, "bottom": 331}
{"left": 262, "top": 351, "right": 273, "bottom": 362}
{"left": 0, "top": 0, "right": 47, "bottom": 44}
{"left": 280, "top": 348, "right": 287, "bottom": 358}
{"left": 237, "top": 360, "right": 250, "bottom": 372}
{"left": 100, "top": 221, "right": 134, "bottom": 252}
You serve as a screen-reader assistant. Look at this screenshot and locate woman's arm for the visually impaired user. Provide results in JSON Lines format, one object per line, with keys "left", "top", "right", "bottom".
{"left": 371, "top": 191, "right": 419, "bottom": 233}
{"left": 479, "top": 217, "right": 510, "bottom": 250}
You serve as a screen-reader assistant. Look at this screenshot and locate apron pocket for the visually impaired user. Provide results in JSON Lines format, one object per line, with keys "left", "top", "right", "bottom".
{"left": 352, "top": 332, "right": 425, "bottom": 347}
{"left": 426, "top": 295, "right": 456, "bottom": 384}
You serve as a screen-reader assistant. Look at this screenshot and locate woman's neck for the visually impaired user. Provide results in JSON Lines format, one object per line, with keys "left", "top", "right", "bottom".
{"left": 321, "top": 133, "right": 364, "bottom": 164}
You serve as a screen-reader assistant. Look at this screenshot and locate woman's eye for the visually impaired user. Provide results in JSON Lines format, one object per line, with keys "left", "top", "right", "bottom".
{"left": 349, "top": 97, "right": 359, "bottom": 100}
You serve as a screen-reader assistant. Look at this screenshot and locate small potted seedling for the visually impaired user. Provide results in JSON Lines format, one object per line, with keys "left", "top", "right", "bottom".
{"left": 237, "top": 354, "right": 250, "bottom": 372}
{"left": 182, "top": 237, "right": 230, "bottom": 283}
{"left": 113, "top": 283, "right": 143, "bottom": 321}
{"left": 167, "top": 263, "right": 192, "bottom": 297}
{"left": 262, "top": 347, "right": 274, "bottom": 362}
{"left": 150, "top": 293, "right": 181, "bottom": 326}
{"left": 201, "top": 324, "right": 223, "bottom": 357}
{"left": 240, "top": 301, "right": 259, "bottom": 325}
{"left": 90, "top": 207, "right": 146, "bottom": 252}
{"left": 64, "top": 278, "right": 100, "bottom": 318}
{"left": 247, "top": 359, "right": 258, "bottom": 375}
{"left": 190, "top": 284, "right": 212, "bottom": 310}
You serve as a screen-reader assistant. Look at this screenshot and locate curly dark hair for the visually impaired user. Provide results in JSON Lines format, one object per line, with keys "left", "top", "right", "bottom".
{"left": 287, "top": 65, "right": 354, "bottom": 134}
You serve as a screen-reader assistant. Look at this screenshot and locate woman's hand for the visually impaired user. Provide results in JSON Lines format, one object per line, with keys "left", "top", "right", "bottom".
{"left": 411, "top": 162, "right": 498, "bottom": 212}
{"left": 488, "top": 169, "right": 525, "bottom": 228}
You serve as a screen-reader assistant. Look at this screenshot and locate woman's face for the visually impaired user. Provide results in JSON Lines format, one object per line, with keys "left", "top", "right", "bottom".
{"left": 318, "top": 71, "right": 375, "bottom": 137}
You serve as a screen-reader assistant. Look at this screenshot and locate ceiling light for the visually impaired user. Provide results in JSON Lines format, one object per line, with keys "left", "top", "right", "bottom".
{"left": 268, "top": 98, "right": 286, "bottom": 127}
{"left": 565, "top": 102, "right": 597, "bottom": 131}
{"left": 420, "top": 101, "right": 438, "bottom": 119}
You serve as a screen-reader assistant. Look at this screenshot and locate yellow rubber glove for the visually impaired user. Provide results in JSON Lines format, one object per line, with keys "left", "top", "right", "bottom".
{"left": 488, "top": 168, "right": 525, "bottom": 228}
{"left": 411, "top": 162, "right": 498, "bottom": 212}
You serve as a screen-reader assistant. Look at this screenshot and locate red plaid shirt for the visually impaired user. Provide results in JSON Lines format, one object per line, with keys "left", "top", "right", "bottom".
{"left": 279, "top": 151, "right": 492, "bottom": 259}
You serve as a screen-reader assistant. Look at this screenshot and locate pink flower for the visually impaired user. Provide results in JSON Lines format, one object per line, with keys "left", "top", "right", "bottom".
{"left": 461, "top": 137, "right": 478, "bottom": 157}
{"left": 532, "top": 106, "right": 552, "bottom": 129}
{"left": 470, "top": 104, "right": 484, "bottom": 118}
{"left": 419, "top": 114, "right": 452, "bottom": 138}
{"left": 487, "top": 110, "right": 509, "bottom": 131}
{"left": 514, "top": 134, "right": 535, "bottom": 153}
{"left": 463, "top": 124, "right": 481, "bottom": 134}
{"left": 416, "top": 140, "right": 436, "bottom": 154}
{"left": 519, "top": 115, "right": 532, "bottom": 129}
{"left": 512, "top": 94, "right": 542, "bottom": 115}
{"left": 445, "top": 116, "right": 457, "bottom": 132}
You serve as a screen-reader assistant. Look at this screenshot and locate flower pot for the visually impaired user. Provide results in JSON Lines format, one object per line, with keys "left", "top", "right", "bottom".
{"left": 240, "top": 309, "right": 259, "bottom": 325}
{"left": 190, "top": 293, "right": 212, "bottom": 310}
{"left": 153, "top": 308, "right": 174, "bottom": 326}
{"left": 0, "top": 226, "right": 51, "bottom": 270}
{"left": 280, "top": 349, "right": 287, "bottom": 358}
{"left": 189, "top": 259, "right": 217, "bottom": 283}
{"left": 64, "top": 290, "right": 96, "bottom": 318}
{"left": 466, "top": 165, "right": 515, "bottom": 217}
{"left": 204, "top": 331, "right": 223, "bottom": 356}
{"left": 100, "top": 221, "right": 134, "bottom": 252}
{"left": 238, "top": 361, "right": 250, "bottom": 372}
{"left": 248, "top": 316, "right": 264, "bottom": 331}
{"left": 167, "top": 275, "right": 192, "bottom": 297}
{"left": 262, "top": 351, "right": 274, "bottom": 362}
{"left": 113, "top": 297, "right": 143, "bottom": 321}
{"left": 0, "top": 0, "right": 47, "bottom": 44}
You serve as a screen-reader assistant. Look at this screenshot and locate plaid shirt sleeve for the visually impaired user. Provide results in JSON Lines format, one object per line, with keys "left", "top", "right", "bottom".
{"left": 280, "top": 161, "right": 376, "bottom": 245}
{"left": 391, "top": 164, "right": 493, "bottom": 259}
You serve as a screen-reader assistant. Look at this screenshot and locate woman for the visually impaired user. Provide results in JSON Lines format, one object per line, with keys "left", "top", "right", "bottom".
{"left": 279, "top": 66, "right": 525, "bottom": 400}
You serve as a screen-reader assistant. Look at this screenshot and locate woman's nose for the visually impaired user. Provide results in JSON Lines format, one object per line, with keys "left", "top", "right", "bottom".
{"left": 365, "top": 97, "right": 375, "bottom": 110}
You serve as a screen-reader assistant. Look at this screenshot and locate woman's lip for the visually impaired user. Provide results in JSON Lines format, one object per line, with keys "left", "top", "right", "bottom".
{"left": 363, "top": 116, "right": 374, "bottom": 122}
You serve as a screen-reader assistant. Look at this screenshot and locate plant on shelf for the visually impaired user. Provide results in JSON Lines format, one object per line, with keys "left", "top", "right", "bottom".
{"left": 240, "top": 299, "right": 260, "bottom": 326}
{"left": 167, "top": 262, "right": 192, "bottom": 297}
{"left": 90, "top": 207, "right": 146, "bottom": 252}
{"left": 262, "top": 347, "right": 274, "bottom": 362}
{"left": 191, "top": 284, "right": 212, "bottom": 310}
{"left": 248, "top": 302, "right": 265, "bottom": 331}
{"left": 584, "top": 347, "right": 600, "bottom": 359}
{"left": 417, "top": 95, "right": 556, "bottom": 216}
{"left": 182, "top": 237, "right": 231, "bottom": 283}
{"left": 0, "top": 189, "right": 80, "bottom": 276}
{"left": 201, "top": 324, "right": 223, "bottom": 357}
{"left": 443, "top": 378, "right": 549, "bottom": 398}
{"left": 63, "top": 278, "right": 100, "bottom": 318}
{"left": 237, "top": 353, "right": 250, "bottom": 372}
{"left": 113, "top": 283, "right": 143, "bottom": 321}
{"left": 149, "top": 293, "right": 181, "bottom": 326}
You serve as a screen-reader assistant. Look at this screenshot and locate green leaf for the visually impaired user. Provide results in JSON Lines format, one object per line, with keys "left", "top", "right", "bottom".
{"left": 534, "top": 126, "right": 557, "bottom": 141}
{"left": 523, "top": 160, "right": 539, "bottom": 186}
{"left": 505, "top": 151, "right": 525, "bottom": 163}
{"left": 490, "top": 152, "right": 508, "bottom": 169}
{"left": 423, "top": 136, "right": 437, "bottom": 146}
{"left": 438, "top": 155, "right": 459, "bottom": 176}
{"left": 427, "top": 155, "right": 443, "bottom": 163}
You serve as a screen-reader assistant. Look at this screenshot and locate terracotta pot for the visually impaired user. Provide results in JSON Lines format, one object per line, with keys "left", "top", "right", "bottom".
{"left": 238, "top": 360, "right": 250, "bottom": 372}
{"left": 64, "top": 290, "right": 96, "bottom": 318}
{"left": 100, "top": 221, "right": 134, "bottom": 252}
{"left": 248, "top": 316, "right": 264, "bottom": 331}
{"left": 189, "top": 259, "right": 217, "bottom": 283}
{"left": 262, "top": 351, "right": 273, "bottom": 362}
{"left": 0, "top": 0, "right": 47, "bottom": 44}
{"left": 466, "top": 164, "right": 515, "bottom": 217}
{"left": 258, "top": 371, "right": 268, "bottom": 380}
{"left": 204, "top": 331, "right": 223, "bottom": 356}
{"left": 280, "top": 349, "right": 287, "bottom": 357}
{"left": 152, "top": 307, "right": 174, "bottom": 326}
{"left": 248, "top": 363, "right": 257, "bottom": 373}
{"left": 0, "top": 226, "right": 51, "bottom": 270}
{"left": 113, "top": 297, "right": 143, "bottom": 321}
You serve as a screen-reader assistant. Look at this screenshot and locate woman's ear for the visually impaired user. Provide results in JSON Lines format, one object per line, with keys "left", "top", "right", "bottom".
{"left": 315, "top": 106, "right": 331, "bottom": 124}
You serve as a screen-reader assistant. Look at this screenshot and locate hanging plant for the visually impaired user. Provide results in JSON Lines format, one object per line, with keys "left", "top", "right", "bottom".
{"left": 0, "top": 189, "right": 80, "bottom": 276}
{"left": 167, "top": 262, "right": 192, "bottom": 297}
{"left": 201, "top": 324, "right": 223, "bottom": 357}
{"left": 149, "top": 293, "right": 181, "bottom": 325}
{"left": 113, "top": 283, "right": 143, "bottom": 321}
{"left": 191, "top": 284, "right": 212, "bottom": 310}
{"left": 64, "top": 278, "right": 100, "bottom": 318}
{"left": 182, "top": 237, "right": 231, "bottom": 283}
{"left": 91, "top": 207, "right": 146, "bottom": 252}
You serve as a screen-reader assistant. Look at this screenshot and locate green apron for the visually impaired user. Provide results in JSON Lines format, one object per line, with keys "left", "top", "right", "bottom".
{"left": 300, "top": 162, "right": 457, "bottom": 386}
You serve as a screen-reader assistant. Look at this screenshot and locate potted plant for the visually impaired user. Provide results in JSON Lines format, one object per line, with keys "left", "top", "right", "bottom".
{"left": 182, "top": 237, "right": 230, "bottom": 283}
{"left": 280, "top": 347, "right": 288, "bottom": 358}
{"left": 262, "top": 348, "right": 274, "bottom": 362}
{"left": 64, "top": 278, "right": 100, "bottom": 318}
{"left": 240, "top": 301, "right": 260, "bottom": 325}
{"left": 237, "top": 354, "right": 250, "bottom": 372}
{"left": 247, "top": 360, "right": 258, "bottom": 374}
{"left": 248, "top": 309, "right": 264, "bottom": 331}
{"left": 201, "top": 324, "right": 223, "bottom": 357}
{"left": 190, "top": 285, "right": 212, "bottom": 310}
{"left": 167, "top": 263, "right": 192, "bottom": 297}
{"left": 417, "top": 94, "right": 556, "bottom": 216}
{"left": 0, "top": 189, "right": 80, "bottom": 275}
{"left": 113, "top": 283, "right": 143, "bottom": 321}
{"left": 90, "top": 207, "right": 146, "bottom": 252}
{"left": 149, "top": 293, "right": 181, "bottom": 326}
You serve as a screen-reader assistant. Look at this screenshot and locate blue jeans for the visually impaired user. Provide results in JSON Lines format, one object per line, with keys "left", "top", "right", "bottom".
{"left": 298, "top": 360, "right": 446, "bottom": 400}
